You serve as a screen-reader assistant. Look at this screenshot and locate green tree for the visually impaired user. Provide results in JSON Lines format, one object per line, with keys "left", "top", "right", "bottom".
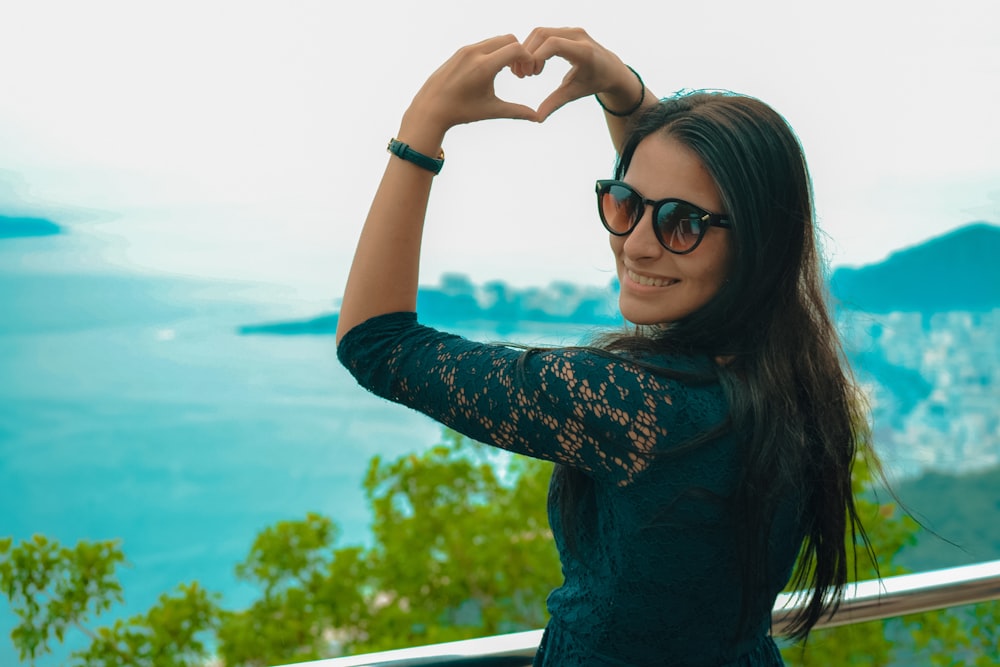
{"left": 355, "top": 429, "right": 557, "bottom": 651}
{"left": 214, "top": 430, "right": 558, "bottom": 662}
{"left": 0, "top": 535, "right": 218, "bottom": 666}
{"left": 214, "top": 513, "right": 369, "bottom": 666}
{"left": 781, "top": 454, "right": 1000, "bottom": 665}
{"left": 1, "top": 429, "right": 558, "bottom": 664}
{"left": 3, "top": 428, "right": 998, "bottom": 665}
{"left": 71, "top": 583, "right": 219, "bottom": 667}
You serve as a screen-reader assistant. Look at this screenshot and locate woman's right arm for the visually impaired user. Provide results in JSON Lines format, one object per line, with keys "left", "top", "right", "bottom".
{"left": 334, "top": 35, "right": 539, "bottom": 344}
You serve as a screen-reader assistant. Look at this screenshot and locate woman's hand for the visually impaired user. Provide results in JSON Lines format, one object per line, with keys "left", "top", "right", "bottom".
{"left": 514, "top": 27, "right": 646, "bottom": 122}
{"left": 401, "top": 34, "right": 542, "bottom": 143}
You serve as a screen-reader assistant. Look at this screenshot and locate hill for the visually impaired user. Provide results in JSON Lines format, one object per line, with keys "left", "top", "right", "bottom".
{"left": 830, "top": 222, "right": 1000, "bottom": 313}
{"left": 892, "top": 465, "right": 1000, "bottom": 572}
{"left": 0, "top": 214, "right": 63, "bottom": 239}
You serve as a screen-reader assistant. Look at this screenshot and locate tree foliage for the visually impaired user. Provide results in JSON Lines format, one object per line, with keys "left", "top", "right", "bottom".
{"left": 71, "top": 583, "right": 219, "bottom": 667}
{"left": 214, "top": 513, "right": 368, "bottom": 666}
{"left": 356, "top": 429, "right": 557, "bottom": 651}
{"left": 780, "top": 454, "right": 1000, "bottom": 666}
{"left": 0, "top": 534, "right": 218, "bottom": 667}
{"left": 2, "top": 428, "right": 997, "bottom": 665}
{"left": 0, "top": 534, "right": 126, "bottom": 664}
{"left": 1, "top": 429, "right": 557, "bottom": 665}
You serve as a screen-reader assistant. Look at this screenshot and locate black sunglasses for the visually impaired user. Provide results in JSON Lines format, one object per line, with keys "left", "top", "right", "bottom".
{"left": 596, "top": 179, "right": 731, "bottom": 254}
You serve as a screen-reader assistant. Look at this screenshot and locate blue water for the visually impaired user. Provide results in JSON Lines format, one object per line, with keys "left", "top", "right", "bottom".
{"left": 9, "top": 229, "right": 991, "bottom": 664}
{"left": 0, "top": 234, "right": 452, "bottom": 664}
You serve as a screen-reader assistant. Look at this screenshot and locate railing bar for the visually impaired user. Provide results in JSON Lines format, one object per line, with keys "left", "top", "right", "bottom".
{"left": 279, "top": 559, "right": 1000, "bottom": 667}
{"left": 773, "top": 559, "right": 1000, "bottom": 633}
{"left": 285, "top": 631, "right": 541, "bottom": 667}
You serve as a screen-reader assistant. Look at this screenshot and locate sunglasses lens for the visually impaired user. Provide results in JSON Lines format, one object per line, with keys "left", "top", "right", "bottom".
{"left": 655, "top": 202, "right": 705, "bottom": 251}
{"left": 600, "top": 184, "right": 642, "bottom": 233}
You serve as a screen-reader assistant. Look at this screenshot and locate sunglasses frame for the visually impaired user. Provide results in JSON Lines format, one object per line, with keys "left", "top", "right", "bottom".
{"left": 595, "top": 179, "right": 731, "bottom": 255}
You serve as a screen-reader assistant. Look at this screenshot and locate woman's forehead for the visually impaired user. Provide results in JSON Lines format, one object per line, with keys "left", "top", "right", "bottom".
{"left": 626, "top": 134, "right": 723, "bottom": 213}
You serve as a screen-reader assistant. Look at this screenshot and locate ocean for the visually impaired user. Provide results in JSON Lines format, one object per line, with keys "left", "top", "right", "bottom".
{"left": 3, "top": 230, "right": 997, "bottom": 665}
{"left": 0, "top": 233, "right": 456, "bottom": 664}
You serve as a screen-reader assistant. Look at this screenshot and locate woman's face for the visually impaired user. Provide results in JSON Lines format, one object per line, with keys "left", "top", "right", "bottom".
{"left": 611, "top": 133, "right": 732, "bottom": 326}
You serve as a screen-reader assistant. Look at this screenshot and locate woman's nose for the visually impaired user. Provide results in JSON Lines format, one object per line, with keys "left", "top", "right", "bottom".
{"left": 623, "top": 210, "right": 662, "bottom": 258}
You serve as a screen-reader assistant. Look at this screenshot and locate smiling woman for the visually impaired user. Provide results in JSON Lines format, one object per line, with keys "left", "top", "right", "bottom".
{"left": 335, "top": 26, "right": 878, "bottom": 667}
{"left": 605, "top": 133, "right": 732, "bottom": 325}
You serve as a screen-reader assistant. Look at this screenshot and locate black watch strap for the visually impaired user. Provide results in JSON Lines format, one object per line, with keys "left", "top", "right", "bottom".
{"left": 387, "top": 138, "right": 445, "bottom": 175}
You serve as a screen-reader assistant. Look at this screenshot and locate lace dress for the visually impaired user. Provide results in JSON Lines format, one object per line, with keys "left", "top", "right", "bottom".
{"left": 337, "top": 312, "right": 801, "bottom": 666}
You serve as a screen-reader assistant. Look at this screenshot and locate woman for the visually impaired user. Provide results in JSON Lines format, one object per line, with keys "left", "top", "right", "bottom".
{"left": 336, "top": 27, "right": 874, "bottom": 666}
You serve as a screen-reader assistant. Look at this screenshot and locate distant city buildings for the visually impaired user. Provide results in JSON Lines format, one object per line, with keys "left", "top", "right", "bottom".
{"left": 841, "top": 310, "right": 1000, "bottom": 479}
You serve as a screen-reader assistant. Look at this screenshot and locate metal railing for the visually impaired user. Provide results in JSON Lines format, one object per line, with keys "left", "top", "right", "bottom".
{"left": 278, "top": 559, "right": 1000, "bottom": 667}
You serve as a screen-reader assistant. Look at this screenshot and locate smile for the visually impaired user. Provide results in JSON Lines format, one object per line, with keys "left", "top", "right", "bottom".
{"left": 627, "top": 269, "right": 679, "bottom": 288}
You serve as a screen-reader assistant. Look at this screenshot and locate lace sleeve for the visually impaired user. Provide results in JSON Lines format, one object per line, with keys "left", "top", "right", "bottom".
{"left": 337, "top": 312, "right": 724, "bottom": 486}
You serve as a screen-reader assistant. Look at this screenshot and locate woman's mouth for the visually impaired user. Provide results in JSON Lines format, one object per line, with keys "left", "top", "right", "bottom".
{"left": 627, "top": 269, "right": 679, "bottom": 288}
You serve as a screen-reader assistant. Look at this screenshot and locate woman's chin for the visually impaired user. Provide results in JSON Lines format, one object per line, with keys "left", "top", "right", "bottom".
{"left": 618, "top": 297, "right": 681, "bottom": 327}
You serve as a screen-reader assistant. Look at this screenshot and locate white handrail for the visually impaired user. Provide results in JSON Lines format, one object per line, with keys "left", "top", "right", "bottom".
{"left": 278, "top": 559, "right": 1000, "bottom": 667}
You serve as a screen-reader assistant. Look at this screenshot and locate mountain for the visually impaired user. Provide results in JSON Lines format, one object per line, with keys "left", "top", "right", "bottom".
{"left": 830, "top": 222, "right": 1000, "bottom": 313}
{"left": 893, "top": 464, "right": 1000, "bottom": 572}
{"left": 0, "top": 214, "right": 63, "bottom": 239}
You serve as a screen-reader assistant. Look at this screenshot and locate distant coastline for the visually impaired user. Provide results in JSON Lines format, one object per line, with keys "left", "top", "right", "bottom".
{"left": 239, "top": 221, "right": 1000, "bottom": 336}
{"left": 0, "top": 214, "right": 63, "bottom": 239}
{"left": 239, "top": 273, "right": 625, "bottom": 335}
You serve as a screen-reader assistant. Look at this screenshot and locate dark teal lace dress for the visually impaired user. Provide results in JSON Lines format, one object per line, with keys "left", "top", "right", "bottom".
{"left": 337, "top": 312, "right": 802, "bottom": 666}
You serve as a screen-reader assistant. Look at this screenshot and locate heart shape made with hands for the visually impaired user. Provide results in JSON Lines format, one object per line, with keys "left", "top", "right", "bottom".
{"left": 494, "top": 56, "right": 572, "bottom": 116}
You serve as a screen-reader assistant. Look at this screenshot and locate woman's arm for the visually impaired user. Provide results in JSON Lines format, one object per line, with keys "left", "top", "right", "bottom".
{"left": 335, "top": 35, "right": 539, "bottom": 343}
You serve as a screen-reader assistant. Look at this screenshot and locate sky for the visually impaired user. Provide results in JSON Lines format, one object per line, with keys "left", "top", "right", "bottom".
{"left": 1, "top": 0, "right": 998, "bottom": 304}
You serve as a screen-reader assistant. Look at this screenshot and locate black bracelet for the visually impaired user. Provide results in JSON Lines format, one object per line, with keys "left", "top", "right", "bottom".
{"left": 387, "top": 138, "right": 445, "bottom": 175}
{"left": 595, "top": 65, "right": 645, "bottom": 117}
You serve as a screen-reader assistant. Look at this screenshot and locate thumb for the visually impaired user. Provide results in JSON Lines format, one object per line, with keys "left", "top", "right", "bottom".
{"left": 536, "top": 84, "right": 580, "bottom": 122}
{"left": 490, "top": 100, "right": 543, "bottom": 123}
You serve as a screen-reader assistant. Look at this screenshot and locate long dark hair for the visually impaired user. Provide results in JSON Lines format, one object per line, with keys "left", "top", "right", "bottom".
{"left": 558, "top": 91, "right": 877, "bottom": 640}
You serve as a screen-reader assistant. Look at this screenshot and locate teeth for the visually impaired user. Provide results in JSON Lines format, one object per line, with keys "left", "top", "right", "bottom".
{"left": 628, "top": 270, "right": 677, "bottom": 287}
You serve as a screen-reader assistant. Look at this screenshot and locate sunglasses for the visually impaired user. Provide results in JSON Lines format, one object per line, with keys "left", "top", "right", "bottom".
{"left": 596, "top": 179, "right": 731, "bottom": 254}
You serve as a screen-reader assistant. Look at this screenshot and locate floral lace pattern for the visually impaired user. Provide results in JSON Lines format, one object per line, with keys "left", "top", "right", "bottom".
{"left": 338, "top": 312, "right": 795, "bottom": 666}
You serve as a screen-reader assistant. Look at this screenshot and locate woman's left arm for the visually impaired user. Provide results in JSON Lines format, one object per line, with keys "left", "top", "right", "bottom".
{"left": 334, "top": 35, "right": 539, "bottom": 344}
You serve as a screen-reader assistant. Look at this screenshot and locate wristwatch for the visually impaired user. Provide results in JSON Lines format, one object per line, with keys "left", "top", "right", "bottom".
{"left": 387, "top": 138, "right": 445, "bottom": 175}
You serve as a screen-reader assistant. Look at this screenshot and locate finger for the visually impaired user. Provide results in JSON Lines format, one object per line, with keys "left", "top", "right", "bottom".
{"left": 522, "top": 26, "right": 586, "bottom": 54}
{"left": 444, "top": 34, "right": 521, "bottom": 82}
{"left": 530, "top": 34, "right": 592, "bottom": 68}
{"left": 488, "top": 100, "right": 542, "bottom": 123}
{"left": 510, "top": 56, "right": 536, "bottom": 79}
{"left": 482, "top": 39, "right": 534, "bottom": 76}
{"left": 522, "top": 30, "right": 553, "bottom": 76}
{"left": 521, "top": 28, "right": 577, "bottom": 75}
{"left": 520, "top": 26, "right": 551, "bottom": 54}
{"left": 536, "top": 84, "right": 580, "bottom": 121}
{"left": 468, "top": 33, "right": 521, "bottom": 54}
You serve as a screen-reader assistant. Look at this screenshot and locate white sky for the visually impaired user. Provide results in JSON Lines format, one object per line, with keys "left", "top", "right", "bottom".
{"left": 1, "top": 0, "right": 998, "bottom": 303}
